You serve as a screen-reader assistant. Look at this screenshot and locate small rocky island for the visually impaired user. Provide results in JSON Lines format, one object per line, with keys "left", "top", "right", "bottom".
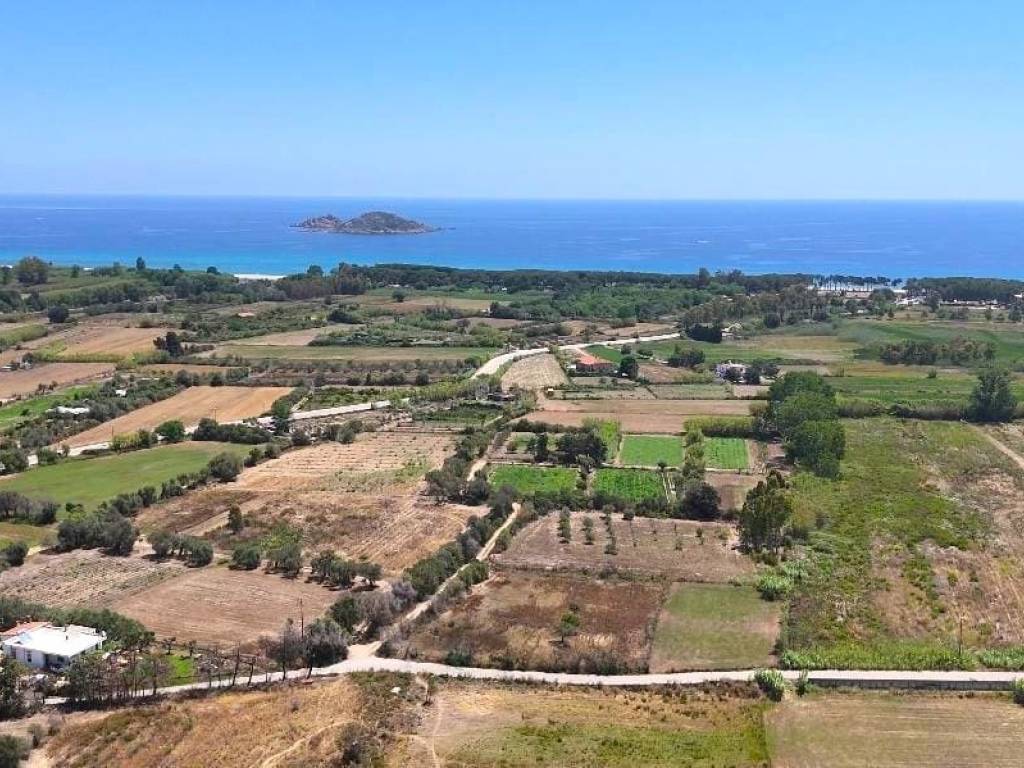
{"left": 294, "top": 211, "right": 439, "bottom": 235}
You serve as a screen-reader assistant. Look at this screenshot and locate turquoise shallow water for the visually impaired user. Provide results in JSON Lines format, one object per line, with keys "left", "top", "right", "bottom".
{"left": 1, "top": 196, "right": 1022, "bottom": 278}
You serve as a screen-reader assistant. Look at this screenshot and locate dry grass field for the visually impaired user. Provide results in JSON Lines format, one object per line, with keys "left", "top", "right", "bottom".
{"left": 501, "top": 353, "right": 568, "bottom": 390}
{"left": 226, "top": 326, "right": 332, "bottom": 346}
{"left": 0, "top": 549, "right": 184, "bottom": 608}
{"left": 139, "top": 363, "right": 238, "bottom": 375}
{"left": 55, "top": 324, "right": 172, "bottom": 357}
{"left": 495, "top": 513, "right": 753, "bottom": 582}
{"left": 0, "top": 361, "right": 115, "bottom": 399}
{"left": 424, "top": 681, "right": 770, "bottom": 768}
{"left": 138, "top": 431, "right": 466, "bottom": 575}
{"left": 43, "top": 676, "right": 399, "bottom": 768}
{"left": 211, "top": 343, "right": 491, "bottom": 361}
{"left": 638, "top": 363, "right": 707, "bottom": 383}
{"left": 766, "top": 692, "right": 1024, "bottom": 767}
{"left": 111, "top": 565, "right": 338, "bottom": 646}
{"left": 408, "top": 569, "right": 665, "bottom": 671}
{"left": 61, "top": 385, "right": 291, "bottom": 447}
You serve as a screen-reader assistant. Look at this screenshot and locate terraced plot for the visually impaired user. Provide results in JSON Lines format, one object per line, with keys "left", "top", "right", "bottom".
{"left": 618, "top": 434, "right": 683, "bottom": 467}
{"left": 488, "top": 464, "right": 579, "bottom": 495}
{"left": 705, "top": 437, "right": 750, "bottom": 470}
{"left": 592, "top": 467, "right": 666, "bottom": 502}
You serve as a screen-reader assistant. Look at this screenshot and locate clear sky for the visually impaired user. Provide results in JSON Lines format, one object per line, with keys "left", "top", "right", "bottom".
{"left": 2, "top": 1, "right": 1021, "bottom": 199}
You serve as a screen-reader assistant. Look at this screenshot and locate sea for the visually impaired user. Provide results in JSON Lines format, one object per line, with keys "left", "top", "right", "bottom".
{"left": 0, "top": 196, "right": 1022, "bottom": 279}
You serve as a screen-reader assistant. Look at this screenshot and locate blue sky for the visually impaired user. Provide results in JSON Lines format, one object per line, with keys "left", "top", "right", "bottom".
{"left": 2, "top": 1, "right": 1021, "bottom": 199}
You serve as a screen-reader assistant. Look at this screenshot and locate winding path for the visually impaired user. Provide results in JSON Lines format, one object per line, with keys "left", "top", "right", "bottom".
{"left": 472, "top": 332, "right": 682, "bottom": 378}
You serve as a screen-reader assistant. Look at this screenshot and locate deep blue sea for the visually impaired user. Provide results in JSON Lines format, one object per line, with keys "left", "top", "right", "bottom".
{"left": 0, "top": 196, "right": 1022, "bottom": 279}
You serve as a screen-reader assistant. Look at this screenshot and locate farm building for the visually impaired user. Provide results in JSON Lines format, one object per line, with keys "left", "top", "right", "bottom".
{"left": 1, "top": 622, "right": 105, "bottom": 670}
{"left": 573, "top": 353, "right": 616, "bottom": 375}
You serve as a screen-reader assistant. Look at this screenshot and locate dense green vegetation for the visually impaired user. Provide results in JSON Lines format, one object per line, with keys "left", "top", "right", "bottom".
{"left": 592, "top": 468, "right": 666, "bottom": 502}
{"left": 619, "top": 435, "right": 683, "bottom": 467}
{"left": 488, "top": 465, "right": 579, "bottom": 496}
{"left": 1, "top": 442, "right": 250, "bottom": 511}
{"left": 782, "top": 418, "right": 1001, "bottom": 669}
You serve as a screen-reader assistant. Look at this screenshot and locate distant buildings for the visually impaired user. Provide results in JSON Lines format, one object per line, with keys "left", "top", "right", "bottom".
{"left": 1, "top": 622, "right": 105, "bottom": 670}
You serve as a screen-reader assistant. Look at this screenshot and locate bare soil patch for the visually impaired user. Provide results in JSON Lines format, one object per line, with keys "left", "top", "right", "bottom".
{"left": 407, "top": 569, "right": 665, "bottom": 672}
{"left": 62, "top": 385, "right": 291, "bottom": 447}
{"left": 639, "top": 363, "right": 704, "bottom": 383}
{"left": 57, "top": 324, "right": 171, "bottom": 357}
{"left": 111, "top": 565, "right": 338, "bottom": 646}
{"left": 0, "top": 362, "right": 115, "bottom": 399}
{"left": 0, "top": 549, "right": 184, "bottom": 608}
{"left": 495, "top": 512, "right": 753, "bottom": 582}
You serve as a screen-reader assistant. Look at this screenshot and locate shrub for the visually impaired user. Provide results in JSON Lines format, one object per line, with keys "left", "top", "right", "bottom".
{"left": 754, "top": 668, "right": 787, "bottom": 701}
{"left": 155, "top": 419, "right": 186, "bottom": 443}
{"left": 231, "top": 543, "right": 262, "bottom": 570}
{"left": 1013, "top": 679, "right": 1024, "bottom": 706}
{"left": 208, "top": 452, "right": 243, "bottom": 482}
{"left": 756, "top": 572, "right": 793, "bottom": 601}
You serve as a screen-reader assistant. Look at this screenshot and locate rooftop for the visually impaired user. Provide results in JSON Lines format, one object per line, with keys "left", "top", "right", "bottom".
{"left": 2, "top": 624, "right": 105, "bottom": 657}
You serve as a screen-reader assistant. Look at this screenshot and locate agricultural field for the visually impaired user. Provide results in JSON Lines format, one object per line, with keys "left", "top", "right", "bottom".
{"left": 582, "top": 344, "right": 623, "bottom": 363}
{"left": 707, "top": 472, "right": 761, "bottom": 511}
{"left": 138, "top": 431, "right": 465, "bottom": 574}
{"left": 784, "top": 417, "right": 1024, "bottom": 666}
{"left": 0, "top": 361, "right": 115, "bottom": 399}
{"left": 425, "top": 681, "right": 770, "bottom": 768}
{"left": 495, "top": 513, "right": 754, "bottom": 582}
{"left": 111, "top": 565, "right": 338, "bottom": 646}
{"left": 0, "top": 441, "right": 250, "bottom": 511}
{"left": 529, "top": 397, "right": 750, "bottom": 434}
{"left": 638, "top": 363, "right": 714, "bottom": 383}
{"left": 705, "top": 437, "right": 751, "bottom": 470}
{"left": 592, "top": 467, "right": 666, "bottom": 502}
{"left": 407, "top": 569, "right": 666, "bottom": 671}
{"left": 41, "top": 323, "right": 172, "bottom": 360}
{"left": 618, "top": 434, "right": 683, "bottom": 467}
{"left": 43, "top": 676, "right": 379, "bottom": 768}
{"left": 766, "top": 692, "right": 1024, "bottom": 767}
{"left": 829, "top": 371, "right": 1024, "bottom": 406}
{"left": 0, "top": 549, "right": 184, "bottom": 608}
{"left": 834, "top": 317, "right": 1024, "bottom": 365}
{"left": 488, "top": 464, "right": 579, "bottom": 495}
{"left": 210, "top": 343, "right": 495, "bottom": 362}
{"left": 224, "top": 325, "right": 335, "bottom": 346}
{"left": 500, "top": 352, "right": 568, "bottom": 390}
{"left": 556, "top": 385, "right": 655, "bottom": 400}
{"left": 649, "top": 583, "right": 780, "bottom": 671}
{"left": 61, "top": 385, "right": 291, "bottom": 447}
{"left": 648, "top": 383, "right": 731, "bottom": 399}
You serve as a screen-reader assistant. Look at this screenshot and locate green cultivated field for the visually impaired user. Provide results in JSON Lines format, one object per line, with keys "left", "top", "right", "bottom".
{"left": 488, "top": 464, "right": 578, "bottom": 496}
{"left": 619, "top": 434, "right": 682, "bottom": 467}
{"left": 584, "top": 345, "right": 623, "bottom": 364}
{"left": 650, "top": 583, "right": 780, "bottom": 671}
{"left": 592, "top": 467, "right": 665, "bottom": 502}
{"left": 0, "top": 442, "right": 250, "bottom": 512}
{"left": 704, "top": 437, "right": 749, "bottom": 470}
{"left": 830, "top": 373, "right": 1024, "bottom": 405}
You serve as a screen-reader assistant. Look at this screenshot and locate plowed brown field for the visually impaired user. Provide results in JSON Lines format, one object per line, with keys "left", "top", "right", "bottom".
{"left": 62, "top": 385, "right": 291, "bottom": 447}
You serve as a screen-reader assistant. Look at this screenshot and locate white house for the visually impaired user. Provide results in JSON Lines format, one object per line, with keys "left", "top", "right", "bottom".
{"left": 1, "top": 623, "right": 105, "bottom": 670}
{"left": 52, "top": 405, "right": 91, "bottom": 416}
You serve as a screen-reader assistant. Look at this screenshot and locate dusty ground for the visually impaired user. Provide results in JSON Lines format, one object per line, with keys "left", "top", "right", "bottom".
{"left": 222, "top": 326, "right": 332, "bottom": 346}
{"left": 525, "top": 406, "right": 747, "bottom": 434}
{"left": 137, "top": 431, "right": 466, "bottom": 575}
{"left": 61, "top": 385, "right": 291, "bottom": 446}
{"left": 500, "top": 353, "right": 568, "bottom": 391}
{"left": 638, "top": 363, "right": 706, "bottom": 383}
{"left": 0, "top": 362, "right": 115, "bottom": 399}
{"left": 0, "top": 548, "right": 184, "bottom": 608}
{"left": 766, "top": 691, "right": 1024, "bottom": 767}
{"left": 495, "top": 512, "right": 753, "bottom": 582}
{"left": 407, "top": 569, "right": 666, "bottom": 672}
{"left": 111, "top": 565, "right": 339, "bottom": 647}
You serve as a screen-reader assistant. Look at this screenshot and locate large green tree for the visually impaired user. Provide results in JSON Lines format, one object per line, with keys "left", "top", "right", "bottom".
{"left": 967, "top": 366, "right": 1017, "bottom": 423}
